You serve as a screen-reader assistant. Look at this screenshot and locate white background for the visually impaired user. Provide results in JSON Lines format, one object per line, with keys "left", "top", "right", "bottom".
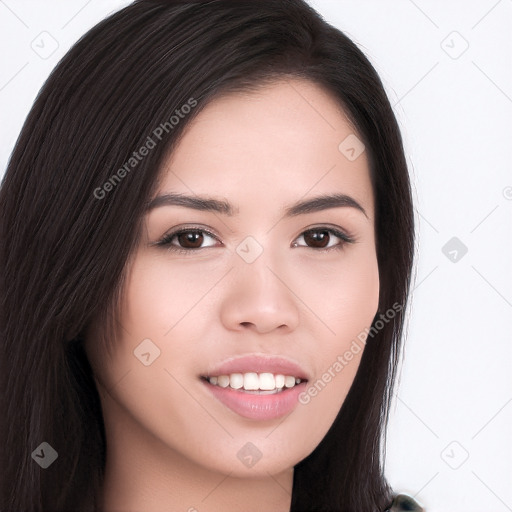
{"left": 1, "top": 1, "right": 511, "bottom": 510}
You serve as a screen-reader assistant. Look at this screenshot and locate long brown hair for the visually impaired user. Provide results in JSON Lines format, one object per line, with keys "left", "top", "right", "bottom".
{"left": 0, "top": 1, "right": 414, "bottom": 510}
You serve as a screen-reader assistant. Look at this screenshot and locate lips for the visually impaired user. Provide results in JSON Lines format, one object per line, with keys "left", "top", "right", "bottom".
{"left": 200, "top": 354, "right": 310, "bottom": 420}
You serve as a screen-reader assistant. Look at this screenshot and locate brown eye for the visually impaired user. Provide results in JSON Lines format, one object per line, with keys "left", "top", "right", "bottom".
{"left": 158, "top": 228, "right": 219, "bottom": 252}
{"left": 176, "top": 231, "right": 204, "bottom": 248}
{"left": 293, "top": 227, "right": 353, "bottom": 251}
{"left": 303, "top": 230, "right": 330, "bottom": 248}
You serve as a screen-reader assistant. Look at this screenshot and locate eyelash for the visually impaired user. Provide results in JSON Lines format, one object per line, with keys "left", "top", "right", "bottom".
{"left": 156, "top": 225, "right": 355, "bottom": 255}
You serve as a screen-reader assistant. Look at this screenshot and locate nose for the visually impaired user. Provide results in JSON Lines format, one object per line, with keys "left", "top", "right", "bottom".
{"left": 219, "top": 254, "right": 300, "bottom": 335}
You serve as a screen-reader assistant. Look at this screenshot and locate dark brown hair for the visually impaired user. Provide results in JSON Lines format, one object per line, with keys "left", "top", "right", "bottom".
{"left": 0, "top": 1, "right": 414, "bottom": 510}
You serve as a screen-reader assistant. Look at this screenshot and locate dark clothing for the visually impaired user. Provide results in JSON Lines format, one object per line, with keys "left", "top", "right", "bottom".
{"left": 385, "top": 493, "right": 424, "bottom": 511}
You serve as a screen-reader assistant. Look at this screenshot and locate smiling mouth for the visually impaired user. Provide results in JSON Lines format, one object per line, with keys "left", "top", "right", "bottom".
{"left": 200, "top": 372, "right": 307, "bottom": 394}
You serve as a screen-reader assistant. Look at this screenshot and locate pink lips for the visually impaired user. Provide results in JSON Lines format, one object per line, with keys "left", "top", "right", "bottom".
{"left": 203, "top": 380, "right": 307, "bottom": 420}
{"left": 200, "top": 354, "right": 310, "bottom": 421}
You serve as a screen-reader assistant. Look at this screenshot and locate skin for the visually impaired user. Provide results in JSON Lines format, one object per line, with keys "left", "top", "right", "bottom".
{"left": 85, "top": 78, "right": 379, "bottom": 512}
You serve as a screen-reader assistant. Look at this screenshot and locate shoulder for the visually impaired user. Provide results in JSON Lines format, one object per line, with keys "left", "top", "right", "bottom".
{"left": 384, "top": 493, "right": 424, "bottom": 512}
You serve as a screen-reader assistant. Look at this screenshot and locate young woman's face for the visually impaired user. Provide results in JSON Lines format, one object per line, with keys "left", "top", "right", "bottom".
{"left": 86, "top": 79, "right": 379, "bottom": 478}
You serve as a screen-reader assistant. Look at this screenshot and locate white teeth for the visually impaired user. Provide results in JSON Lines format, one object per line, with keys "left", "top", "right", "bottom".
{"left": 229, "top": 373, "right": 244, "bottom": 389}
{"left": 217, "top": 375, "right": 230, "bottom": 388}
{"left": 243, "top": 372, "right": 259, "bottom": 390}
{"left": 259, "top": 373, "right": 275, "bottom": 390}
{"left": 275, "top": 374, "right": 285, "bottom": 388}
{"left": 284, "top": 376, "right": 296, "bottom": 388}
{"left": 206, "top": 372, "right": 304, "bottom": 391}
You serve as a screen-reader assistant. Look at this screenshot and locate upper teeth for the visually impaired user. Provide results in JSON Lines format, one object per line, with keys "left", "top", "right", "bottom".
{"left": 207, "top": 372, "right": 303, "bottom": 391}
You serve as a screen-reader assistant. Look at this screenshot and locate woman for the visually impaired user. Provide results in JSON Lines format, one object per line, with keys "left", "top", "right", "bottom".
{"left": 0, "top": 0, "right": 422, "bottom": 510}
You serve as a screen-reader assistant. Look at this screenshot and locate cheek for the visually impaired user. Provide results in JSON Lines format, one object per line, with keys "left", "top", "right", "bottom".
{"left": 330, "top": 259, "right": 379, "bottom": 334}
{"left": 293, "top": 247, "right": 380, "bottom": 339}
{"left": 122, "top": 255, "right": 226, "bottom": 340}
{"left": 288, "top": 250, "right": 379, "bottom": 442}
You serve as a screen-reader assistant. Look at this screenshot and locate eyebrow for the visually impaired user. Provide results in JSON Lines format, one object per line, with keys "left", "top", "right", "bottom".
{"left": 145, "top": 192, "right": 368, "bottom": 218}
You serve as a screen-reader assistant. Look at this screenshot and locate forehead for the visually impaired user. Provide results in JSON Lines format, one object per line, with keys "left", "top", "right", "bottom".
{"left": 156, "top": 79, "right": 373, "bottom": 218}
